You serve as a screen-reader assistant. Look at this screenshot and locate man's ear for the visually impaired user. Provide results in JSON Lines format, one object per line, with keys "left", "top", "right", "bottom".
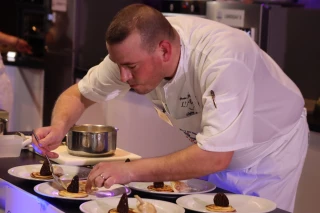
{"left": 159, "top": 40, "right": 172, "bottom": 62}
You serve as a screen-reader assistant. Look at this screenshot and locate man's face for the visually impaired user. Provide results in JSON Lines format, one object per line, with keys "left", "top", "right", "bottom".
{"left": 107, "top": 31, "right": 166, "bottom": 94}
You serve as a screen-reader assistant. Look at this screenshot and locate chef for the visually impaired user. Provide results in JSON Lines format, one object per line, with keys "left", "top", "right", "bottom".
{"left": 0, "top": 32, "right": 32, "bottom": 116}
{"left": 33, "top": 4, "right": 308, "bottom": 212}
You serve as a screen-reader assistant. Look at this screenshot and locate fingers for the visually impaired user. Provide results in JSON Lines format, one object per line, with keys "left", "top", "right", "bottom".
{"left": 85, "top": 172, "right": 116, "bottom": 193}
{"left": 46, "top": 151, "right": 59, "bottom": 158}
{"left": 104, "top": 176, "right": 116, "bottom": 188}
{"left": 32, "top": 134, "right": 40, "bottom": 148}
{"left": 96, "top": 174, "right": 107, "bottom": 187}
{"left": 31, "top": 127, "right": 61, "bottom": 158}
{"left": 85, "top": 162, "right": 129, "bottom": 193}
{"left": 85, "top": 164, "right": 101, "bottom": 192}
{"left": 18, "top": 39, "right": 33, "bottom": 54}
{"left": 85, "top": 163, "right": 111, "bottom": 192}
{"left": 31, "top": 143, "right": 47, "bottom": 155}
{"left": 39, "top": 131, "right": 62, "bottom": 147}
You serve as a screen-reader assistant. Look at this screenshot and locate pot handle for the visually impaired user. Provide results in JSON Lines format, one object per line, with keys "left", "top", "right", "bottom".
{"left": 0, "top": 118, "right": 8, "bottom": 135}
{"left": 22, "top": 137, "right": 32, "bottom": 147}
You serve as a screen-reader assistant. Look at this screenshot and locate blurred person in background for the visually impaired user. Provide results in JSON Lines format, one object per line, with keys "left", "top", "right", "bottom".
{"left": 0, "top": 31, "right": 32, "bottom": 114}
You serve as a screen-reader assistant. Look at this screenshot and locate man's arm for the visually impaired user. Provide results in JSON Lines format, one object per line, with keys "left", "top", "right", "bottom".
{"left": 0, "top": 32, "right": 32, "bottom": 54}
{"left": 0, "top": 32, "right": 17, "bottom": 45}
{"left": 51, "top": 83, "right": 96, "bottom": 135}
{"left": 128, "top": 144, "right": 233, "bottom": 181}
{"left": 87, "top": 143, "right": 234, "bottom": 189}
{"left": 34, "top": 84, "right": 96, "bottom": 157}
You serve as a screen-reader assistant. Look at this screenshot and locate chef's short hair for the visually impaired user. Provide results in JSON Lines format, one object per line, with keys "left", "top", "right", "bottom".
{"left": 106, "top": 4, "right": 175, "bottom": 52}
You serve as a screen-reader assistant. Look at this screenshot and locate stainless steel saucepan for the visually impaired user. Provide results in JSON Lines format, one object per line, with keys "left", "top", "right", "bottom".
{"left": 67, "top": 124, "right": 118, "bottom": 157}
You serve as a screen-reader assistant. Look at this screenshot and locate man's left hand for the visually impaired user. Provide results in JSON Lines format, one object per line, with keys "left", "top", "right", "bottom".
{"left": 85, "top": 161, "right": 133, "bottom": 193}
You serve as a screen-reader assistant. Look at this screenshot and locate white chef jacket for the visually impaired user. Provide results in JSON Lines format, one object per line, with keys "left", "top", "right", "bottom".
{"left": 78, "top": 16, "right": 308, "bottom": 212}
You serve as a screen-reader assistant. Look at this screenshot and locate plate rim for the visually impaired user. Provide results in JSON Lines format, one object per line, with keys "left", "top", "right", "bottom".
{"left": 8, "top": 164, "right": 82, "bottom": 182}
{"left": 128, "top": 179, "right": 216, "bottom": 195}
{"left": 33, "top": 181, "right": 131, "bottom": 201}
{"left": 79, "top": 197, "right": 185, "bottom": 213}
{"left": 176, "top": 193, "right": 277, "bottom": 213}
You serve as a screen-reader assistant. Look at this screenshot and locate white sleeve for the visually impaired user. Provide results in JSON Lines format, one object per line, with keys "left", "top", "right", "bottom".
{"left": 78, "top": 55, "right": 130, "bottom": 103}
{"left": 196, "top": 58, "right": 255, "bottom": 152}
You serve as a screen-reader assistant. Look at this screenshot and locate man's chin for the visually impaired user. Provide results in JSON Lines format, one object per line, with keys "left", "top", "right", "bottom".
{"left": 132, "top": 89, "right": 148, "bottom": 95}
{"left": 131, "top": 87, "right": 151, "bottom": 95}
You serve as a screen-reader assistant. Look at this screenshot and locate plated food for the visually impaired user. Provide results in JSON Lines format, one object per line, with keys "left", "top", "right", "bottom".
{"left": 108, "top": 193, "right": 135, "bottom": 213}
{"left": 176, "top": 193, "right": 277, "bottom": 213}
{"left": 80, "top": 196, "right": 185, "bottom": 213}
{"left": 58, "top": 175, "right": 90, "bottom": 198}
{"left": 108, "top": 193, "right": 156, "bottom": 213}
{"left": 147, "top": 181, "right": 192, "bottom": 193}
{"left": 129, "top": 179, "right": 216, "bottom": 195}
{"left": 30, "top": 158, "right": 63, "bottom": 180}
{"left": 205, "top": 193, "right": 236, "bottom": 212}
{"left": 147, "top": 182, "right": 174, "bottom": 193}
{"left": 34, "top": 180, "right": 130, "bottom": 201}
{"left": 8, "top": 164, "right": 86, "bottom": 181}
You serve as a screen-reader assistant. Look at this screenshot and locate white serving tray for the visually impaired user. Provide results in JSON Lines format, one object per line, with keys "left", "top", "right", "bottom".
{"left": 38, "top": 145, "right": 141, "bottom": 166}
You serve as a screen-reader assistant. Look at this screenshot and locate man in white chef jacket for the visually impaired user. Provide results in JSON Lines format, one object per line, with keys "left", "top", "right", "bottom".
{"left": 33, "top": 4, "right": 309, "bottom": 212}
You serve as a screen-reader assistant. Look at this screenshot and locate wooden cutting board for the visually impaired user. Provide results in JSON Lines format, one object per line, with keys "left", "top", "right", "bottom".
{"left": 49, "top": 145, "right": 141, "bottom": 166}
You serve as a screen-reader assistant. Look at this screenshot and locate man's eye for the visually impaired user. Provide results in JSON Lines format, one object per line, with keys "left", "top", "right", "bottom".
{"left": 127, "top": 65, "right": 136, "bottom": 69}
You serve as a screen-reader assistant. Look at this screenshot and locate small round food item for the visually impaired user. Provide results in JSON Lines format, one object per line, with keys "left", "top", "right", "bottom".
{"left": 125, "top": 158, "right": 131, "bottom": 162}
{"left": 108, "top": 208, "right": 136, "bottom": 213}
{"left": 214, "top": 193, "right": 229, "bottom": 207}
{"left": 30, "top": 172, "right": 52, "bottom": 179}
{"left": 147, "top": 182, "right": 174, "bottom": 192}
{"left": 206, "top": 193, "right": 236, "bottom": 212}
{"left": 153, "top": 182, "right": 164, "bottom": 188}
{"left": 205, "top": 204, "right": 236, "bottom": 212}
{"left": 58, "top": 190, "right": 88, "bottom": 198}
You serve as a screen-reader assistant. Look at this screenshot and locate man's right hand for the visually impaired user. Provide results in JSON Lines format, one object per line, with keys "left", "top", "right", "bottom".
{"left": 32, "top": 126, "right": 65, "bottom": 158}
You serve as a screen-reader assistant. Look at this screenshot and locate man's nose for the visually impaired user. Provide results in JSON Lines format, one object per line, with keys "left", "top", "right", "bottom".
{"left": 119, "top": 67, "right": 133, "bottom": 83}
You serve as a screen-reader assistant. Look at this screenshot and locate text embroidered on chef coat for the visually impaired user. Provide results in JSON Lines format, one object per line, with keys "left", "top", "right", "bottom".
{"left": 179, "top": 93, "right": 198, "bottom": 117}
{"left": 180, "top": 129, "right": 197, "bottom": 144}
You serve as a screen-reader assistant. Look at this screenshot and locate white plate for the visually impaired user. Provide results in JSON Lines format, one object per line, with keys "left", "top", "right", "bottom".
{"left": 8, "top": 164, "right": 86, "bottom": 181}
{"left": 128, "top": 179, "right": 216, "bottom": 195}
{"left": 176, "top": 193, "right": 277, "bottom": 213}
{"left": 80, "top": 197, "right": 185, "bottom": 213}
{"left": 34, "top": 182, "right": 130, "bottom": 201}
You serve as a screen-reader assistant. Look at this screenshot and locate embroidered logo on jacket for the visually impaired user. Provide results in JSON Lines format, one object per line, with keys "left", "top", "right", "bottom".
{"left": 180, "top": 129, "right": 197, "bottom": 144}
{"left": 179, "top": 93, "right": 198, "bottom": 117}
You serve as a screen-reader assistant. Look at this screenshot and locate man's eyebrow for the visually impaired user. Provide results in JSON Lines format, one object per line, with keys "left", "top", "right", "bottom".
{"left": 120, "top": 62, "right": 136, "bottom": 66}
{"left": 109, "top": 56, "right": 136, "bottom": 65}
